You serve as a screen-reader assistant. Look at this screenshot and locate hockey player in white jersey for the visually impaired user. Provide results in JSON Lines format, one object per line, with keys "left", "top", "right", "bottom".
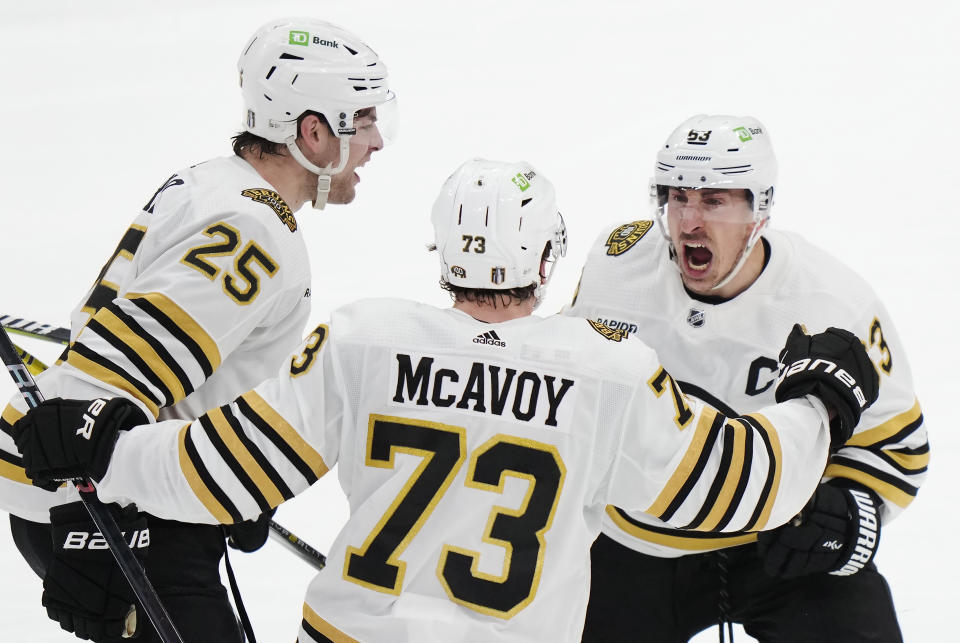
{"left": 11, "top": 159, "right": 880, "bottom": 642}
{"left": 567, "top": 115, "right": 924, "bottom": 642}
{"left": 0, "top": 18, "right": 395, "bottom": 642}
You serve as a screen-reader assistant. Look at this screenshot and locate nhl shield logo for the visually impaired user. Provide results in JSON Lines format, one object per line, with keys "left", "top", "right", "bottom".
{"left": 687, "top": 308, "right": 705, "bottom": 328}
{"left": 491, "top": 267, "right": 506, "bottom": 285}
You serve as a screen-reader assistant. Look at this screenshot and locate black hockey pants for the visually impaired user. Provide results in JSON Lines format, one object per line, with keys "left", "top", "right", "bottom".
{"left": 582, "top": 533, "right": 903, "bottom": 643}
{"left": 11, "top": 513, "right": 244, "bottom": 642}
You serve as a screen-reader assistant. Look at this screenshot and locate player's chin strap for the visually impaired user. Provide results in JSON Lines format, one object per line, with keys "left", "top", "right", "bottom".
{"left": 709, "top": 216, "right": 769, "bottom": 292}
{"left": 285, "top": 136, "right": 351, "bottom": 210}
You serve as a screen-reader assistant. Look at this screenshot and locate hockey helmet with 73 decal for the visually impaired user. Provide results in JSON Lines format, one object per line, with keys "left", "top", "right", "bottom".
{"left": 430, "top": 159, "right": 567, "bottom": 306}
{"left": 238, "top": 18, "right": 397, "bottom": 209}
{"left": 651, "top": 114, "right": 777, "bottom": 290}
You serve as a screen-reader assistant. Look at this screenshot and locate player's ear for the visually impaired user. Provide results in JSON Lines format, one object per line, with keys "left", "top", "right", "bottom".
{"left": 298, "top": 114, "right": 333, "bottom": 149}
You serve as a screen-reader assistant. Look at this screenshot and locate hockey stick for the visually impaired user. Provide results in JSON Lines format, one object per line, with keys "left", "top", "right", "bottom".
{"left": 0, "top": 313, "right": 71, "bottom": 344}
{"left": 11, "top": 342, "right": 49, "bottom": 376}
{"left": 2, "top": 314, "right": 330, "bottom": 571}
{"left": 0, "top": 325, "right": 185, "bottom": 642}
{"left": 268, "top": 519, "right": 327, "bottom": 570}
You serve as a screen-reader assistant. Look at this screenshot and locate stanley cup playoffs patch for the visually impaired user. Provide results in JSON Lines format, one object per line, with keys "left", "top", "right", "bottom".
{"left": 605, "top": 220, "right": 653, "bottom": 256}
{"left": 241, "top": 188, "right": 298, "bottom": 232}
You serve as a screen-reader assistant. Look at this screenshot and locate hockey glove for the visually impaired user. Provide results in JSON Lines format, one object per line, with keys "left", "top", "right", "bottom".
{"left": 226, "top": 508, "right": 277, "bottom": 553}
{"left": 44, "top": 501, "right": 149, "bottom": 641}
{"left": 12, "top": 397, "right": 147, "bottom": 489}
{"left": 757, "top": 481, "right": 881, "bottom": 579}
{"left": 774, "top": 324, "right": 879, "bottom": 447}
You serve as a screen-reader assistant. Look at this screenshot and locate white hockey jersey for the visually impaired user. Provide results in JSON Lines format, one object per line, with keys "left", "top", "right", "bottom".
{"left": 0, "top": 155, "right": 312, "bottom": 521}
{"left": 92, "top": 298, "right": 833, "bottom": 642}
{"left": 565, "top": 221, "right": 927, "bottom": 557}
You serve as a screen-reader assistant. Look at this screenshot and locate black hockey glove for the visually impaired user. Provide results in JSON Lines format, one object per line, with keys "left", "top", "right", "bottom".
{"left": 757, "top": 481, "right": 881, "bottom": 579}
{"left": 774, "top": 324, "right": 879, "bottom": 447}
{"left": 44, "top": 501, "right": 149, "bottom": 641}
{"left": 12, "top": 397, "right": 147, "bottom": 489}
{"left": 226, "top": 508, "right": 277, "bottom": 553}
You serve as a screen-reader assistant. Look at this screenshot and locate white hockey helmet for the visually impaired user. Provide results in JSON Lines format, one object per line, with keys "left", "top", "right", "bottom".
{"left": 238, "top": 18, "right": 396, "bottom": 208}
{"left": 430, "top": 159, "right": 567, "bottom": 304}
{"left": 651, "top": 114, "right": 777, "bottom": 290}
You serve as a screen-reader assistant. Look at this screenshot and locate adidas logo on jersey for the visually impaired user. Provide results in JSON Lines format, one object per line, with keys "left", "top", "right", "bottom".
{"left": 473, "top": 330, "right": 505, "bottom": 347}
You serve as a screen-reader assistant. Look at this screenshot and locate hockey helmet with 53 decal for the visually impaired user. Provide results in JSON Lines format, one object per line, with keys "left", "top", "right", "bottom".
{"left": 238, "top": 18, "right": 397, "bottom": 209}
{"left": 651, "top": 114, "right": 777, "bottom": 291}
{"left": 429, "top": 159, "right": 567, "bottom": 307}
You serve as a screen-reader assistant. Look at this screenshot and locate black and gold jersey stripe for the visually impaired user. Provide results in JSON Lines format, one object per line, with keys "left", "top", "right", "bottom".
{"left": 613, "top": 408, "right": 783, "bottom": 542}
{"left": 739, "top": 413, "right": 783, "bottom": 532}
{"left": 237, "top": 391, "right": 329, "bottom": 483}
{"left": 690, "top": 418, "right": 753, "bottom": 531}
{"left": 302, "top": 603, "right": 359, "bottom": 643}
{"left": 178, "top": 422, "right": 243, "bottom": 524}
{"left": 176, "top": 393, "right": 329, "bottom": 525}
{"left": 67, "top": 341, "right": 163, "bottom": 418}
{"left": 127, "top": 292, "right": 220, "bottom": 378}
{"left": 645, "top": 407, "right": 723, "bottom": 521}
{"left": 606, "top": 507, "right": 758, "bottom": 550}
{"left": 67, "top": 292, "right": 222, "bottom": 418}
{"left": 198, "top": 411, "right": 277, "bottom": 514}
{"left": 826, "top": 459, "right": 919, "bottom": 508}
{"left": 0, "top": 445, "right": 30, "bottom": 485}
{"left": 826, "top": 399, "right": 926, "bottom": 508}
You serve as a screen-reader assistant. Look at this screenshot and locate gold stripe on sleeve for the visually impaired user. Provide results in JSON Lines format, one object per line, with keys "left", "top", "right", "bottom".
{"left": 845, "top": 400, "right": 922, "bottom": 448}
{"left": 207, "top": 407, "right": 285, "bottom": 508}
{"left": 2, "top": 404, "right": 24, "bottom": 426}
{"left": 0, "top": 461, "right": 31, "bottom": 485}
{"left": 302, "top": 603, "right": 360, "bottom": 643}
{"left": 644, "top": 407, "right": 719, "bottom": 517}
{"left": 744, "top": 412, "right": 783, "bottom": 531}
{"left": 698, "top": 419, "right": 747, "bottom": 532}
{"left": 95, "top": 307, "right": 186, "bottom": 403}
{"left": 605, "top": 506, "right": 757, "bottom": 550}
{"left": 824, "top": 463, "right": 916, "bottom": 508}
{"left": 241, "top": 391, "right": 329, "bottom": 479}
{"left": 125, "top": 291, "right": 222, "bottom": 373}
{"left": 882, "top": 448, "right": 930, "bottom": 472}
{"left": 177, "top": 423, "right": 233, "bottom": 523}
{"left": 65, "top": 351, "right": 160, "bottom": 417}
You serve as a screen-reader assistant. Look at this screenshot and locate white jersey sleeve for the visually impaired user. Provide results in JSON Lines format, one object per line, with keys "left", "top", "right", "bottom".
{"left": 93, "top": 298, "right": 831, "bottom": 642}
{"left": 0, "top": 155, "right": 311, "bottom": 522}
{"left": 566, "top": 222, "right": 927, "bottom": 556}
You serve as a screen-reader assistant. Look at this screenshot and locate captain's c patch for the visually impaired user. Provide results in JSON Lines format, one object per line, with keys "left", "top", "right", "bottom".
{"left": 605, "top": 220, "right": 653, "bottom": 256}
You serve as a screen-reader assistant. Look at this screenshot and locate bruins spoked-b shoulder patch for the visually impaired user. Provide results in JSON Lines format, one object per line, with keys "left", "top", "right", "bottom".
{"left": 605, "top": 220, "right": 653, "bottom": 256}
{"left": 241, "top": 188, "right": 298, "bottom": 232}
{"left": 587, "top": 319, "right": 629, "bottom": 342}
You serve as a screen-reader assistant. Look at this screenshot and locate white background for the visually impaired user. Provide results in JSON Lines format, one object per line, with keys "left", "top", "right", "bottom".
{"left": 1, "top": 1, "right": 956, "bottom": 640}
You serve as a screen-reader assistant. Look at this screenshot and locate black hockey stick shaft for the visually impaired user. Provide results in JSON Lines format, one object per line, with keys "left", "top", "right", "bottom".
{"left": 0, "top": 326, "right": 185, "bottom": 643}
{"left": 268, "top": 519, "right": 327, "bottom": 570}
{"left": 0, "top": 313, "right": 71, "bottom": 344}
{"left": 3, "top": 314, "right": 330, "bottom": 571}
